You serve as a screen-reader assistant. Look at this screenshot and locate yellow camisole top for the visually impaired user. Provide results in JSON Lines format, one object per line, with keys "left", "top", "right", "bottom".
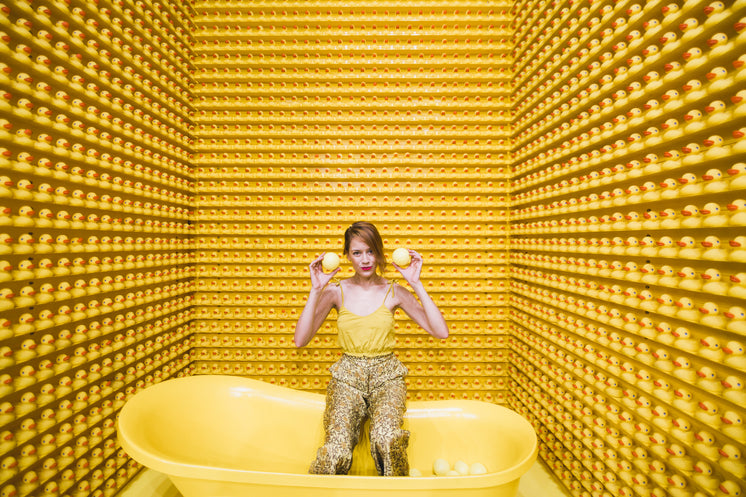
{"left": 336, "top": 281, "right": 396, "bottom": 357}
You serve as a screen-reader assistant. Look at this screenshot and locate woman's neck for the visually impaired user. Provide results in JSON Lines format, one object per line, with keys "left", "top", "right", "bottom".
{"left": 348, "top": 274, "right": 385, "bottom": 288}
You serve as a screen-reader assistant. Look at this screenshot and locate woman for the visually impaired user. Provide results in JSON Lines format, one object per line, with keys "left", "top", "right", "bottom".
{"left": 294, "top": 221, "right": 449, "bottom": 476}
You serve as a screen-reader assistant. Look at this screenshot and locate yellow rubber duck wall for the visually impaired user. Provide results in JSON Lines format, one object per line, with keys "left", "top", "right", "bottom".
{"left": 0, "top": 0, "right": 745, "bottom": 496}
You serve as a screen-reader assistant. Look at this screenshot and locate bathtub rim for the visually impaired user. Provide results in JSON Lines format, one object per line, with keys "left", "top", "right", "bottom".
{"left": 118, "top": 375, "right": 538, "bottom": 491}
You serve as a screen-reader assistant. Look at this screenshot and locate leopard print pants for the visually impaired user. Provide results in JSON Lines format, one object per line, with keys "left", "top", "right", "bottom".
{"left": 309, "top": 353, "right": 410, "bottom": 476}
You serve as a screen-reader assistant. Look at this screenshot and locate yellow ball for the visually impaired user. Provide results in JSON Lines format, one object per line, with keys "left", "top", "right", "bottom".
{"left": 433, "top": 458, "right": 450, "bottom": 476}
{"left": 453, "top": 460, "right": 469, "bottom": 475}
{"left": 322, "top": 253, "right": 339, "bottom": 272}
{"left": 392, "top": 247, "right": 411, "bottom": 267}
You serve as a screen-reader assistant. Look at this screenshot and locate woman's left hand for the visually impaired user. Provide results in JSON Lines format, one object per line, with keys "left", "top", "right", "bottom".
{"left": 393, "top": 249, "right": 422, "bottom": 285}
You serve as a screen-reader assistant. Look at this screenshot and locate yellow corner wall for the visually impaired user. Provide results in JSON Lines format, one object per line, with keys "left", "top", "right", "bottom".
{"left": 508, "top": 1, "right": 746, "bottom": 496}
{"left": 0, "top": 0, "right": 745, "bottom": 497}
{"left": 0, "top": 1, "right": 195, "bottom": 496}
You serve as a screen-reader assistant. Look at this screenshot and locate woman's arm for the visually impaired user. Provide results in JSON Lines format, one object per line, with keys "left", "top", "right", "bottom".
{"left": 393, "top": 250, "right": 449, "bottom": 339}
{"left": 293, "top": 253, "right": 340, "bottom": 347}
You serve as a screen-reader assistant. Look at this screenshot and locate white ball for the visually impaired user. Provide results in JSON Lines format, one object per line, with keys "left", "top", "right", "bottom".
{"left": 453, "top": 460, "right": 469, "bottom": 475}
{"left": 432, "top": 458, "right": 450, "bottom": 476}
{"left": 446, "top": 470, "right": 460, "bottom": 476}
{"left": 409, "top": 468, "right": 422, "bottom": 477}
{"left": 469, "top": 462, "right": 487, "bottom": 475}
{"left": 322, "top": 252, "right": 339, "bottom": 272}
{"left": 392, "top": 247, "right": 411, "bottom": 267}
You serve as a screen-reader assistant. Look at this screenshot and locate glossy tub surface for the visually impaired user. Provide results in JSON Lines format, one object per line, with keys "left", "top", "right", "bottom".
{"left": 118, "top": 375, "right": 538, "bottom": 497}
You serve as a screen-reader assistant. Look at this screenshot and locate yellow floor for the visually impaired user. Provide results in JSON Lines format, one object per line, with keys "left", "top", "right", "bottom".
{"left": 120, "top": 460, "right": 570, "bottom": 497}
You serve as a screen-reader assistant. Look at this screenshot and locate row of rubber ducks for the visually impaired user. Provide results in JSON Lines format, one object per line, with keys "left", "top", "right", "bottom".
{"left": 512, "top": 364, "right": 746, "bottom": 497}
{"left": 513, "top": 84, "right": 746, "bottom": 181}
{"left": 511, "top": 265, "right": 746, "bottom": 334}
{"left": 1, "top": 330, "right": 190, "bottom": 403}
{"left": 0, "top": 14, "right": 194, "bottom": 134}
{"left": 0, "top": 268, "right": 192, "bottom": 307}
{"left": 0, "top": 158, "right": 192, "bottom": 204}
{"left": 510, "top": 286, "right": 746, "bottom": 368}
{"left": 0, "top": 448, "right": 134, "bottom": 497}
{"left": 513, "top": 163, "right": 746, "bottom": 212}
{"left": 514, "top": 371, "right": 742, "bottom": 478}
{"left": 513, "top": 153, "right": 746, "bottom": 204}
{"left": 512, "top": 0, "right": 743, "bottom": 90}
{"left": 513, "top": 199, "right": 746, "bottom": 230}
{"left": 194, "top": 165, "right": 501, "bottom": 179}
{"left": 513, "top": 319, "right": 745, "bottom": 408}
{"left": 512, "top": 345, "right": 746, "bottom": 480}
{"left": 0, "top": 287, "right": 192, "bottom": 341}
{"left": 512, "top": 251, "right": 746, "bottom": 296}
{"left": 511, "top": 326, "right": 746, "bottom": 463}
{"left": 514, "top": 51, "right": 746, "bottom": 154}
{"left": 0, "top": 207, "right": 190, "bottom": 231}
{"left": 0, "top": 253, "right": 192, "bottom": 280}
{"left": 0, "top": 230, "right": 192, "bottom": 255}
{"left": 512, "top": 232, "right": 746, "bottom": 262}
{"left": 514, "top": 40, "right": 745, "bottom": 149}
{"left": 0, "top": 176, "right": 192, "bottom": 213}
{"left": 512, "top": 1, "right": 746, "bottom": 124}
{"left": 0, "top": 94, "right": 190, "bottom": 178}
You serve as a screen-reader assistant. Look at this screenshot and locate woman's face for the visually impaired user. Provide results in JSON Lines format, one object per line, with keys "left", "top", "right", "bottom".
{"left": 347, "top": 237, "right": 378, "bottom": 276}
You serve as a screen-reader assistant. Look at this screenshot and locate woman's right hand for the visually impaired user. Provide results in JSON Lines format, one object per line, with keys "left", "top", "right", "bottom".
{"left": 309, "top": 253, "right": 340, "bottom": 291}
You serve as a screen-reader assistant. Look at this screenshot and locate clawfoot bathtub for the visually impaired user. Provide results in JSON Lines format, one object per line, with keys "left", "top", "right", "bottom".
{"left": 118, "top": 375, "right": 537, "bottom": 497}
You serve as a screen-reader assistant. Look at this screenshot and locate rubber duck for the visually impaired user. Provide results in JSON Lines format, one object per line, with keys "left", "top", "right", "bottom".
{"left": 703, "top": 134, "right": 731, "bottom": 160}
{"left": 697, "top": 366, "right": 724, "bottom": 394}
{"left": 699, "top": 301, "right": 728, "bottom": 328}
{"left": 658, "top": 267, "right": 679, "bottom": 288}
{"left": 673, "top": 327, "right": 700, "bottom": 353}
{"left": 667, "top": 443, "right": 694, "bottom": 473}
{"left": 677, "top": 267, "right": 701, "bottom": 291}
{"left": 652, "top": 378, "right": 674, "bottom": 402}
{"left": 656, "top": 236, "right": 678, "bottom": 258}
{"left": 696, "top": 399, "right": 722, "bottom": 428}
{"left": 723, "top": 341, "right": 746, "bottom": 370}
{"left": 671, "top": 416, "right": 695, "bottom": 445}
{"left": 722, "top": 376, "right": 746, "bottom": 409}
{"left": 672, "top": 356, "right": 697, "bottom": 382}
{"left": 702, "top": 236, "right": 728, "bottom": 261}
{"left": 661, "top": 88, "right": 683, "bottom": 111}
{"left": 708, "top": 32, "right": 734, "bottom": 57}
{"left": 672, "top": 386, "right": 697, "bottom": 415}
{"left": 663, "top": 60, "right": 685, "bottom": 83}
{"left": 705, "top": 100, "right": 732, "bottom": 126}
{"left": 721, "top": 413, "right": 746, "bottom": 452}
{"left": 635, "top": 369, "right": 656, "bottom": 393}
{"left": 718, "top": 444, "right": 745, "bottom": 478}
{"left": 700, "top": 336, "right": 725, "bottom": 362}
{"left": 679, "top": 235, "right": 703, "bottom": 259}
{"left": 680, "top": 205, "right": 703, "bottom": 228}
{"left": 703, "top": 1, "right": 729, "bottom": 24}
{"left": 725, "top": 306, "right": 746, "bottom": 334}
{"left": 694, "top": 430, "right": 719, "bottom": 461}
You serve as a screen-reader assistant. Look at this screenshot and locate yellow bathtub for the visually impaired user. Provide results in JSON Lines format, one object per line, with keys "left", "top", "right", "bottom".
{"left": 118, "top": 375, "right": 538, "bottom": 497}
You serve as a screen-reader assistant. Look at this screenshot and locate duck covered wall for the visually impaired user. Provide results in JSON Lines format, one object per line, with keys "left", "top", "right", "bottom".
{"left": 189, "top": 1, "right": 512, "bottom": 400}
{"left": 1, "top": 0, "right": 745, "bottom": 497}
{"left": 0, "top": 0, "right": 196, "bottom": 495}
{"left": 508, "top": 1, "right": 746, "bottom": 496}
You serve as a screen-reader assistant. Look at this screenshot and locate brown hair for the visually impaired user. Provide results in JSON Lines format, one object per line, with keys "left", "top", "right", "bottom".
{"left": 343, "top": 221, "right": 386, "bottom": 274}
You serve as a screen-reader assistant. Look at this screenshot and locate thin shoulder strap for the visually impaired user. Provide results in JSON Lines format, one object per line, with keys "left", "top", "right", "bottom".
{"left": 383, "top": 280, "right": 396, "bottom": 302}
